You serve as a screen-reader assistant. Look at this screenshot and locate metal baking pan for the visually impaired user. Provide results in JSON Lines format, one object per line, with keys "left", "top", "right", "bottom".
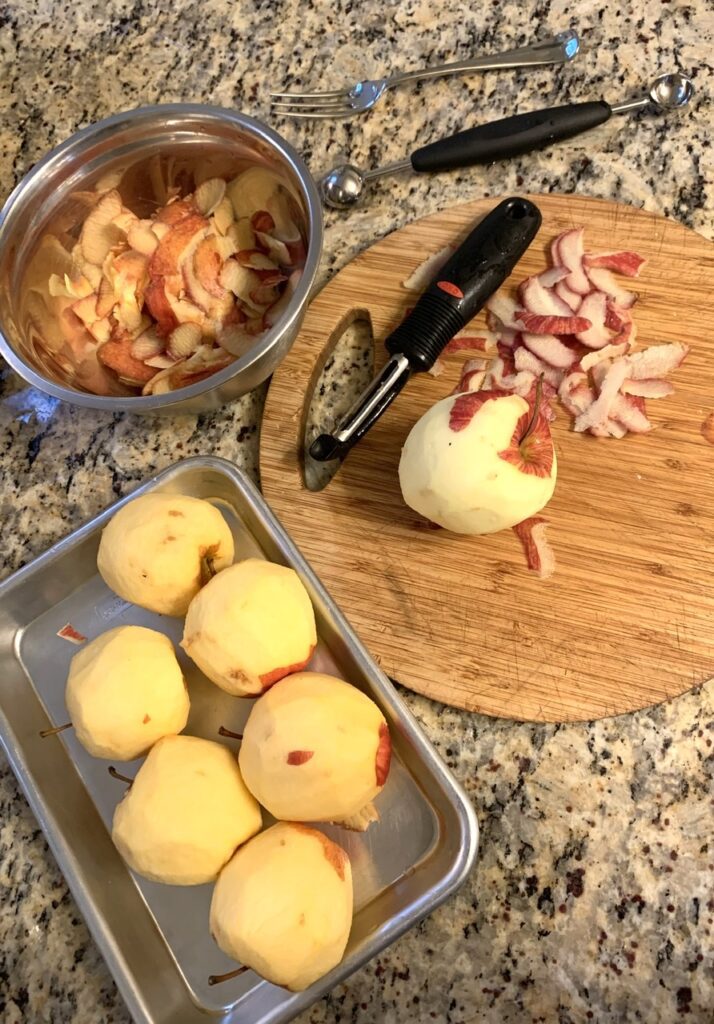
{"left": 0, "top": 455, "right": 478, "bottom": 1024}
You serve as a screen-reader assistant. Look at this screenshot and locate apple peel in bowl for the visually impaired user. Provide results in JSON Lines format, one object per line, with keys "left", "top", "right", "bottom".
{"left": 35, "top": 171, "right": 306, "bottom": 397}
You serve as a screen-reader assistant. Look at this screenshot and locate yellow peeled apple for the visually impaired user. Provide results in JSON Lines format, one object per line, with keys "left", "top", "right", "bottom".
{"left": 181, "top": 559, "right": 317, "bottom": 697}
{"left": 112, "top": 735, "right": 262, "bottom": 885}
{"left": 210, "top": 822, "right": 353, "bottom": 991}
{"left": 66, "top": 625, "right": 189, "bottom": 760}
{"left": 238, "top": 672, "right": 392, "bottom": 826}
{"left": 399, "top": 390, "right": 557, "bottom": 534}
{"left": 97, "top": 493, "right": 234, "bottom": 616}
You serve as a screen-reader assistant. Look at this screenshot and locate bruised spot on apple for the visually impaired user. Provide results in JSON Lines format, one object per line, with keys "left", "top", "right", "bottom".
{"left": 399, "top": 388, "right": 557, "bottom": 535}
{"left": 229, "top": 668, "right": 251, "bottom": 686}
{"left": 286, "top": 749, "right": 314, "bottom": 766}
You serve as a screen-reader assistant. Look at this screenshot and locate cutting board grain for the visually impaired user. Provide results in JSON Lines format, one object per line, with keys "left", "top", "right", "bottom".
{"left": 260, "top": 194, "right": 714, "bottom": 722}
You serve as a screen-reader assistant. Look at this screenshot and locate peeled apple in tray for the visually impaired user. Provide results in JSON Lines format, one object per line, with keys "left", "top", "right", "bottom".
{"left": 238, "top": 672, "right": 391, "bottom": 828}
{"left": 399, "top": 389, "right": 557, "bottom": 534}
{"left": 65, "top": 625, "right": 189, "bottom": 760}
{"left": 181, "top": 558, "right": 317, "bottom": 696}
{"left": 97, "top": 493, "right": 234, "bottom": 616}
{"left": 210, "top": 822, "right": 353, "bottom": 991}
{"left": 112, "top": 734, "right": 261, "bottom": 885}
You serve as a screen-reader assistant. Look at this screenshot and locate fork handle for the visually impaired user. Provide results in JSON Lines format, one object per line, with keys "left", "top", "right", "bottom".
{"left": 410, "top": 102, "right": 612, "bottom": 172}
{"left": 387, "top": 32, "right": 579, "bottom": 87}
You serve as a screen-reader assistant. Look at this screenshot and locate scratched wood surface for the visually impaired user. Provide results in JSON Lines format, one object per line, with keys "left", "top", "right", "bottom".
{"left": 260, "top": 195, "right": 714, "bottom": 722}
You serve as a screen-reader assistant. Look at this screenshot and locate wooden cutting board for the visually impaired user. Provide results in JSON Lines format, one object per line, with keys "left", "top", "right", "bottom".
{"left": 260, "top": 194, "right": 714, "bottom": 722}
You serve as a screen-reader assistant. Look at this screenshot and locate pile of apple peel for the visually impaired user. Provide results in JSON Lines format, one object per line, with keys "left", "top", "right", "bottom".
{"left": 46, "top": 169, "right": 305, "bottom": 395}
{"left": 480, "top": 227, "right": 689, "bottom": 437}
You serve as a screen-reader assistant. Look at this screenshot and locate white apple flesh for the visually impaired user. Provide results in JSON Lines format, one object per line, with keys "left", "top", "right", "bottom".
{"left": 399, "top": 390, "right": 557, "bottom": 534}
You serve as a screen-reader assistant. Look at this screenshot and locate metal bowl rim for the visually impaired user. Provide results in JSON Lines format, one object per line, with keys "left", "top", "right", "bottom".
{"left": 0, "top": 103, "right": 323, "bottom": 410}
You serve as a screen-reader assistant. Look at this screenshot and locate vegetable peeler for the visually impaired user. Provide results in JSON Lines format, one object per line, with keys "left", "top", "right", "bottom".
{"left": 309, "top": 195, "right": 542, "bottom": 462}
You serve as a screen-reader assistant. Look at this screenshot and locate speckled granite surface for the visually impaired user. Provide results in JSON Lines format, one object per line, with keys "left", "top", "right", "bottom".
{"left": 1, "top": 2, "right": 713, "bottom": 1022}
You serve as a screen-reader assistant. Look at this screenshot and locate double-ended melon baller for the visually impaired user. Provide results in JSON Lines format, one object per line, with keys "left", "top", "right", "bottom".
{"left": 309, "top": 196, "right": 543, "bottom": 462}
{"left": 320, "top": 72, "right": 694, "bottom": 210}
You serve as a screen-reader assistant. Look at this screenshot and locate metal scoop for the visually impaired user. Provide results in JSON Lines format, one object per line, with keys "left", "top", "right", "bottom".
{"left": 320, "top": 72, "right": 695, "bottom": 210}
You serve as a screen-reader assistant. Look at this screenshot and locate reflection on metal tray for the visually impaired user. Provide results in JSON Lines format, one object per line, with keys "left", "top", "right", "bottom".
{"left": 0, "top": 456, "right": 478, "bottom": 1024}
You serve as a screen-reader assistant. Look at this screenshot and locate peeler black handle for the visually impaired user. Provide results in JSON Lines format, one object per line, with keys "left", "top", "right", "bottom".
{"left": 309, "top": 196, "right": 542, "bottom": 462}
{"left": 386, "top": 196, "right": 542, "bottom": 371}
{"left": 410, "top": 102, "right": 612, "bottom": 174}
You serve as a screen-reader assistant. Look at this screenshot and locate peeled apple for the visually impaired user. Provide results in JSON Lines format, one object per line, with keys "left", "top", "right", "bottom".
{"left": 238, "top": 672, "right": 391, "bottom": 826}
{"left": 112, "top": 734, "right": 262, "bottom": 885}
{"left": 65, "top": 625, "right": 189, "bottom": 760}
{"left": 399, "top": 389, "right": 557, "bottom": 534}
{"left": 210, "top": 821, "right": 353, "bottom": 991}
{"left": 181, "top": 559, "right": 317, "bottom": 696}
{"left": 97, "top": 493, "right": 234, "bottom": 616}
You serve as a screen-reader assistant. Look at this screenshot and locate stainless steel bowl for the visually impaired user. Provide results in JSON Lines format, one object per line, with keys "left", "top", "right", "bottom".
{"left": 0, "top": 105, "right": 323, "bottom": 413}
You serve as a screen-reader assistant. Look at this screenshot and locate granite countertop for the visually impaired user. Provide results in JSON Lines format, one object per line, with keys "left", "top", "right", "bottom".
{"left": 1, "top": 2, "right": 713, "bottom": 1022}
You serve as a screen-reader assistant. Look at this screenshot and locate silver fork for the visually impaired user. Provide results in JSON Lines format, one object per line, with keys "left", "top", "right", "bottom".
{"left": 270, "top": 31, "right": 580, "bottom": 119}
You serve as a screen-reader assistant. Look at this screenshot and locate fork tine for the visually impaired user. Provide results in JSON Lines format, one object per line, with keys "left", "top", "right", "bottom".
{"left": 270, "top": 108, "right": 358, "bottom": 120}
{"left": 269, "top": 88, "right": 347, "bottom": 101}
{"left": 270, "top": 98, "right": 353, "bottom": 112}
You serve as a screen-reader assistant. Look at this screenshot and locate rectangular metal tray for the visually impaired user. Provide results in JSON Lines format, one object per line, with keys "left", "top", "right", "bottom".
{"left": 0, "top": 456, "right": 478, "bottom": 1024}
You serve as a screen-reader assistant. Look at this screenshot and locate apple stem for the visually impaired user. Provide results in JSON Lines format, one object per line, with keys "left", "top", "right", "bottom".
{"left": 108, "top": 766, "right": 134, "bottom": 786}
{"left": 218, "top": 726, "right": 243, "bottom": 740}
{"left": 39, "top": 722, "right": 72, "bottom": 738}
{"left": 200, "top": 545, "right": 220, "bottom": 586}
{"left": 208, "top": 965, "right": 249, "bottom": 986}
{"left": 521, "top": 374, "right": 544, "bottom": 444}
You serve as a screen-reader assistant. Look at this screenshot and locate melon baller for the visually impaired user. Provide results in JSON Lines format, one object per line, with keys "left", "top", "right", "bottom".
{"left": 309, "top": 196, "right": 542, "bottom": 462}
{"left": 320, "top": 72, "right": 695, "bottom": 210}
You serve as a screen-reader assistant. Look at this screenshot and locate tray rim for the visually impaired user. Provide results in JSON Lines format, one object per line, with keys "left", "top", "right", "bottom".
{"left": 0, "top": 454, "right": 479, "bottom": 1024}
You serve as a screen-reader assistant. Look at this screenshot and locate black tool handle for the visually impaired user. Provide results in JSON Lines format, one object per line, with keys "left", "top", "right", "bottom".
{"left": 385, "top": 196, "right": 542, "bottom": 371}
{"left": 411, "top": 102, "right": 612, "bottom": 173}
